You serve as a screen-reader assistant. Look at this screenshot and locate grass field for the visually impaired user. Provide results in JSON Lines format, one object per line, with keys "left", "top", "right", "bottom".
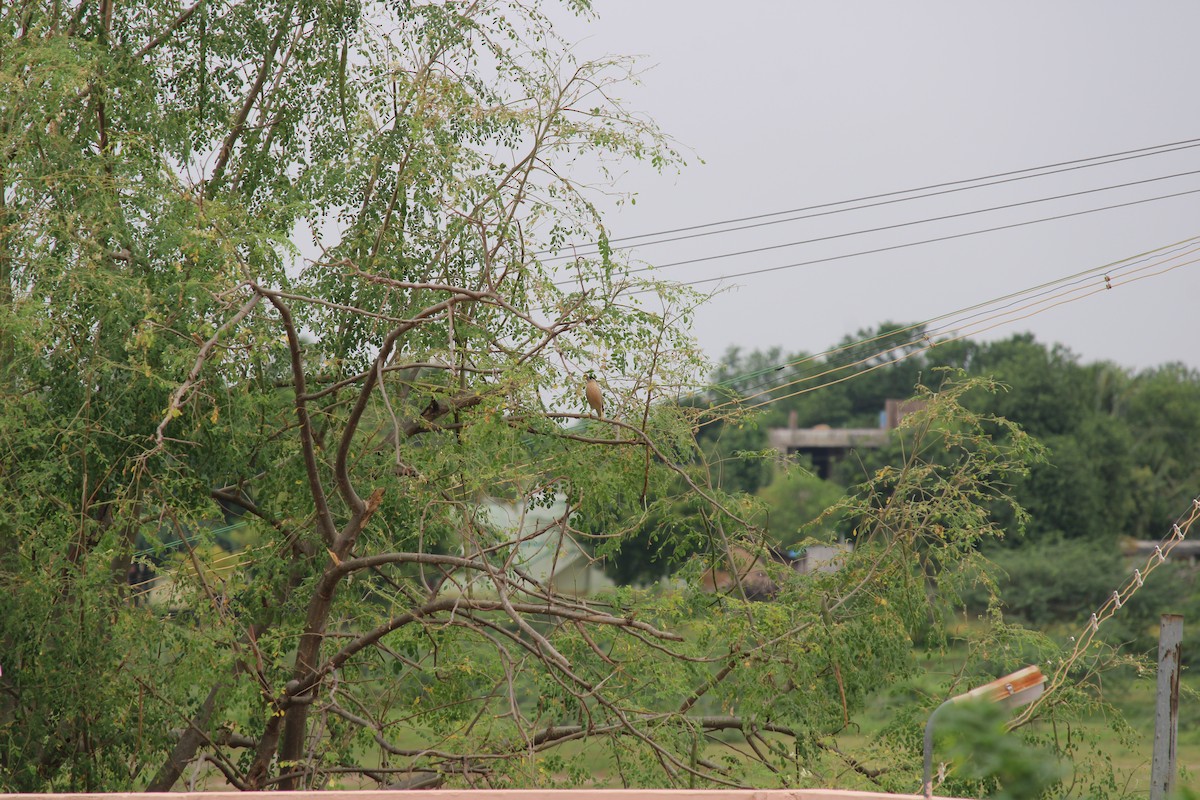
{"left": 1095, "top": 674, "right": 1200, "bottom": 796}
{"left": 841, "top": 642, "right": 1199, "bottom": 798}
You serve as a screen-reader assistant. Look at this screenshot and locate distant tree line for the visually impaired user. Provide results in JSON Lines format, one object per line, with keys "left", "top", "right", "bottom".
{"left": 679, "top": 322, "right": 1200, "bottom": 635}
{"left": 697, "top": 322, "right": 1200, "bottom": 543}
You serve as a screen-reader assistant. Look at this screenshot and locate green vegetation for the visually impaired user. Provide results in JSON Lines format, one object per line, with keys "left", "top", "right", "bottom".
{"left": 706, "top": 326, "right": 1200, "bottom": 551}
{"left": 690, "top": 329, "right": 1200, "bottom": 796}
{"left": 1, "top": 0, "right": 1196, "bottom": 795}
{"left": 937, "top": 700, "right": 1065, "bottom": 800}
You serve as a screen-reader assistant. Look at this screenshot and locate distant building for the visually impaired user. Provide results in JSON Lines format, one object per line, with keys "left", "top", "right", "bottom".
{"left": 792, "top": 542, "right": 853, "bottom": 574}
{"left": 1123, "top": 539, "right": 1200, "bottom": 565}
{"left": 699, "top": 542, "right": 855, "bottom": 600}
{"left": 440, "top": 495, "right": 614, "bottom": 599}
{"left": 768, "top": 399, "right": 924, "bottom": 478}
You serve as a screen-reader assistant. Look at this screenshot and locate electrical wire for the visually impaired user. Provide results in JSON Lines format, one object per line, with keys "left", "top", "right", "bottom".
{"left": 731, "top": 256, "right": 1199, "bottom": 416}
{"left": 735, "top": 254, "right": 1200, "bottom": 414}
{"left": 630, "top": 169, "right": 1200, "bottom": 275}
{"left": 700, "top": 242, "right": 1200, "bottom": 417}
{"left": 710, "top": 237, "right": 1200, "bottom": 396}
{"left": 538, "top": 136, "right": 1200, "bottom": 258}
{"left": 131, "top": 520, "right": 248, "bottom": 559}
{"left": 622, "top": 185, "right": 1200, "bottom": 293}
{"left": 129, "top": 540, "right": 280, "bottom": 601}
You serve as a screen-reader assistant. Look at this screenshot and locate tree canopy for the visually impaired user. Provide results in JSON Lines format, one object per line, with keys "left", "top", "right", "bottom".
{"left": 0, "top": 0, "right": 715, "bottom": 788}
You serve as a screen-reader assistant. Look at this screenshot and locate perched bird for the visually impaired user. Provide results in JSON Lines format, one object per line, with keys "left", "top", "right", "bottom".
{"left": 585, "top": 372, "right": 604, "bottom": 419}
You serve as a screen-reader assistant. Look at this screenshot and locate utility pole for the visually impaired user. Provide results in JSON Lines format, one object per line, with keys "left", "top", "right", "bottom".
{"left": 1149, "top": 614, "right": 1183, "bottom": 800}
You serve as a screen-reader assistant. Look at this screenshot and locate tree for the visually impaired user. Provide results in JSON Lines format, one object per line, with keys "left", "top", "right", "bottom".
{"left": 755, "top": 463, "right": 846, "bottom": 547}
{"left": 0, "top": 0, "right": 715, "bottom": 789}
{"left": 1123, "top": 363, "right": 1200, "bottom": 535}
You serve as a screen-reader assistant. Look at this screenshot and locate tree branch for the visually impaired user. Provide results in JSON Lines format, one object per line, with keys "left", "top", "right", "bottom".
{"left": 134, "top": 0, "right": 204, "bottom": 60}
{"left": 205, "top": 0, "right": 295, "bottom": 197}
{"left": 259, "top": 290, "right": 339, "bottom": 546}
{"left": 145, "top": 684, "right": 222, "bottom": 791}
{"left": 150, "top": 290, "right": 260, "bottom": 453}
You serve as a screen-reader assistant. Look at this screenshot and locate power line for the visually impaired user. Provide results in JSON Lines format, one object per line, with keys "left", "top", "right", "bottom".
{"left": 698, "top": 236, "right": 1200, "bottom": 411}
{"left": 538, "top": 136, "right": 1200, "bottom": 257}
{"left": 631, "top": 185, "right": 1200, "bottom": 292}
{"left": 132, "top": 520, "right": 248, "bottom": 559}
{"left": 752, "top": 248, "right": 1197, "bottom": 405}
{"left": 637, "top": 168, "right": 1200, "bottom": 274}
{"left": 735, "top": 253, "right": 1200, "bottom": 415}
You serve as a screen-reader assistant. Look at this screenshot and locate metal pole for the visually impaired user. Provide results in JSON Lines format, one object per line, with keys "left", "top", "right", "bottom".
{"left": 1150, "top": 614, "right": 1183, "bottom": 800}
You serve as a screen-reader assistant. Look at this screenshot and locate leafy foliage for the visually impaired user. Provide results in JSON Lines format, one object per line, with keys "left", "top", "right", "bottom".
{"left": 936, "top": 700, "right": 1064, "bottom": 799}
{"left": 3, "top": 0, "right": 1185, "bottom": 793}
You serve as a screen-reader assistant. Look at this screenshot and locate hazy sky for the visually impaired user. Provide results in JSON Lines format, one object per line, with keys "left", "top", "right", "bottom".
{"left": 546, "top": 3, "right": 1200, "bottom": 372}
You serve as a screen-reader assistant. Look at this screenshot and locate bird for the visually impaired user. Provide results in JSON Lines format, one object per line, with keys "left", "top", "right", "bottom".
{"left": 585, "top": 372, "right": 604, "bottom": 419}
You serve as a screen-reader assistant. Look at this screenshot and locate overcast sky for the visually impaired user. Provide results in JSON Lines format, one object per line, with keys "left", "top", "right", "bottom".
{"left": 545, "top": 2, "right": 1200, "bottom": 372}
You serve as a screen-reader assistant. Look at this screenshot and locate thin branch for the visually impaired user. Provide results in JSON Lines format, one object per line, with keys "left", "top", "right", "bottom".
{"left": 205, "top": 0, "right": 295, "bottom": 197}
{"left": 135, "top": 0, "right": 204, "bottom": 59}
{"left": 150, "top": 290, "right": 259, "bottom": 453}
